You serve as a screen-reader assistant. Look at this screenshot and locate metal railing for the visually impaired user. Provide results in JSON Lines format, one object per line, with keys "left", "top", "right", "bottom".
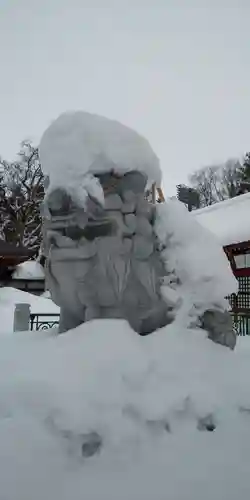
{"left": 30, "top": 313, "right": 60, "bottom": 331}
{"left": 232, "top": 314, "right": 250, "bottom": 336}
{"left": 228, "top": 293, "right": 250, "bottom": 336}
{"left": 29, "top": 310, "right": 250, "bottom": 336}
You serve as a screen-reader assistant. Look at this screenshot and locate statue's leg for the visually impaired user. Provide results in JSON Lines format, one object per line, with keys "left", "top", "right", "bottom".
{"left": 125, "top": 302, "right": 173, "bottom": 336}
{"left": 200, "top": 310, "right": 237, "bottom": 350}
{"left": 139, "top": 303, "right": 174, "bottom": 335}
{"left": 59, "top": 307, "right": 85, "bottom": 333}
{"left": 85, "top": 306, "right": 101, "bottom": 321}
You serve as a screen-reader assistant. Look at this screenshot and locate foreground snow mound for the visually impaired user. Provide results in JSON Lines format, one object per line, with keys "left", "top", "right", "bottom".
{"left": 39, "top": 111, "right": 161, "bottom": 206}
{"left": 0, "top": 319, "right": 250, "bottom": 500}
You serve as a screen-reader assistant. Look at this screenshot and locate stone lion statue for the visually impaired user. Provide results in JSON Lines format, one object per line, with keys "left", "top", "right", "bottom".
{"left": 39, "top": 112, "right": 237, "bottom": 350}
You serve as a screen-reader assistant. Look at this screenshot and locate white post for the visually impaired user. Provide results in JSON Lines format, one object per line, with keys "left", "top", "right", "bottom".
{"left": 13, "top": 303, "right": 31, "bottom": 332}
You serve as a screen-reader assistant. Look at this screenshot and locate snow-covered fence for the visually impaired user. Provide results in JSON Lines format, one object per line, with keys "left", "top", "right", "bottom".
{"left": 232, "top": 314, "right": 250, "bottom": 336}
{"left": 13, "top": 303, "right": 60, "bottom": 332}
{"left": 13, "top": 304, "right": 249, "bottom": 336}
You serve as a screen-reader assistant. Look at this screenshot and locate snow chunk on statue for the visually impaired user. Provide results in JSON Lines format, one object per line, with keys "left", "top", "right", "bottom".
{"left": 39, "top": 110, "right": 161, "bottom": 208}
{"left": 39, "top": 111, "right": 237, "bottom": 350}
{"left": 155, "top": 200, "right": 238, "bottom": 348}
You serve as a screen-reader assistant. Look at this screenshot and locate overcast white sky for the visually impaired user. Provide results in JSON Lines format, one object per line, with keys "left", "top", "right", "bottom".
{"left": 0, "top": 0, "right": 250, "bottom": 195}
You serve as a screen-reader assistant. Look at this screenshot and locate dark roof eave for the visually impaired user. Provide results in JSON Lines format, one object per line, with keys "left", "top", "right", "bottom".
{"left": 224, "top": 240, "right": 250, "bottom": 252}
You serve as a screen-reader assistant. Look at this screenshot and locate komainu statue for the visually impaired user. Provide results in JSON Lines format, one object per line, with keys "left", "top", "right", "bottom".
{"left": 39, "top": 111, "right": 237, "bottom": 349}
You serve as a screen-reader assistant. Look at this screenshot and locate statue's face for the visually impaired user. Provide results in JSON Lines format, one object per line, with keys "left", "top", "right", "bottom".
{"left": 42, "top": 184, "right": 115, "bottom": 242}
{"left": 95, "top": 170, "right": 147, "bottom": 196}
{"left": 46, "top": 188, "right": 71, "bottom": 216}
{"left": 42, "top": 170, "right": 148, "bottom": 243}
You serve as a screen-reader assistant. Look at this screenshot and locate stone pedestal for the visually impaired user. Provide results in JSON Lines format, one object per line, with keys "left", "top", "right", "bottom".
{"left": 13, "top": 303, "right": 31, "bottom": 332}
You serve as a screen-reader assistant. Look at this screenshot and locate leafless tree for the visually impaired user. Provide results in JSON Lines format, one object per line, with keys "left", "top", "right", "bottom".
{"left": 0, "top": 142, "right": 44, "bottom": 252}
{"left": 188, "top": 159, "right": 242, "bottom": 207}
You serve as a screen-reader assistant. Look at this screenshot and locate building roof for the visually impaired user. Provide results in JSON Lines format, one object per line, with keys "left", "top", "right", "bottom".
{"left": 192, "top": 192, "right": 250, "bottom": 247}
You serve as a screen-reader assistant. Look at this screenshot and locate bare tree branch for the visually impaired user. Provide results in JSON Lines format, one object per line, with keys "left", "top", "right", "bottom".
{"left": 188, "top": 159, "right": 243, "bottom": 207}
{"left": 0, "top": 142, "right": 44, "bottom": 252}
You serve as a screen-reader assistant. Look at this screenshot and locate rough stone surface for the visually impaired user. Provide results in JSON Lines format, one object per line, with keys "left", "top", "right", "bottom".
{"left": 105, "top": 193, "right": 122, "bottom": 211}
{"left": 136, "top": 195, "right": 155, "bottom": 221}
{"left": 124, "top": 214, "right": 137, "bottom": 235}
{"left": 121, "top": 190, "right": 137, "bottom": 203}
{"left": 107, "top": 211, "right": 125, "bottom": 236}
{"left": 59, "top": 307, "right": 84, "bottom": 333}
{"left": 42, "top": 169, "right": 236, "bottom": 349}
{"left": 118, "top": 171, "right": 147, "bottom": 196}
{"left": 121, "top": 200, "right": 136, "bottom": 214}
{"left": 136, "top": 216, "right": 153, "bottom": 238}
{"left": 132, "top": 235, "right": 154, "bottom": 260}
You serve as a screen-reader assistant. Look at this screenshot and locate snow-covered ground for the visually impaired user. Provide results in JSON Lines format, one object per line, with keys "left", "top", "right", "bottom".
{"left": 0, "top": 209, "right": 246, "bottom": 498}
{"left": 0, "top": 318, "right": 250, "bottom": 500}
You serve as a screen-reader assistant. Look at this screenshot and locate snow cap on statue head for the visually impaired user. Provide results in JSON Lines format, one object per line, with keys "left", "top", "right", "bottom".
{"left": 39, "top": 111, "right": 162, "bottom": 198}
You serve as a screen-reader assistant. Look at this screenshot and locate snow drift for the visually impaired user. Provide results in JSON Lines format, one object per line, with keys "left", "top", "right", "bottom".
{"left": 0, "top": 319, "right": 250, "bottom": 500}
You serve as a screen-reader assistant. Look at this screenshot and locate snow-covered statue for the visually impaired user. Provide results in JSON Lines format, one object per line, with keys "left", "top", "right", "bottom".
{"left": 39, "top": 111, "right": 237, "bottom": 349}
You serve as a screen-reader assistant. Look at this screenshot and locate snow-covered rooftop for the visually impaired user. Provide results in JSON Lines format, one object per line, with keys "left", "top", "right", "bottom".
{"left": 39, "top": 112, "right": 162, "bottom": 205}
{"left": 12, "top": 260, "right": 45, "bottom": 281}
{"left": 192, "top": 192, "right": 250, "bottom": 247}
